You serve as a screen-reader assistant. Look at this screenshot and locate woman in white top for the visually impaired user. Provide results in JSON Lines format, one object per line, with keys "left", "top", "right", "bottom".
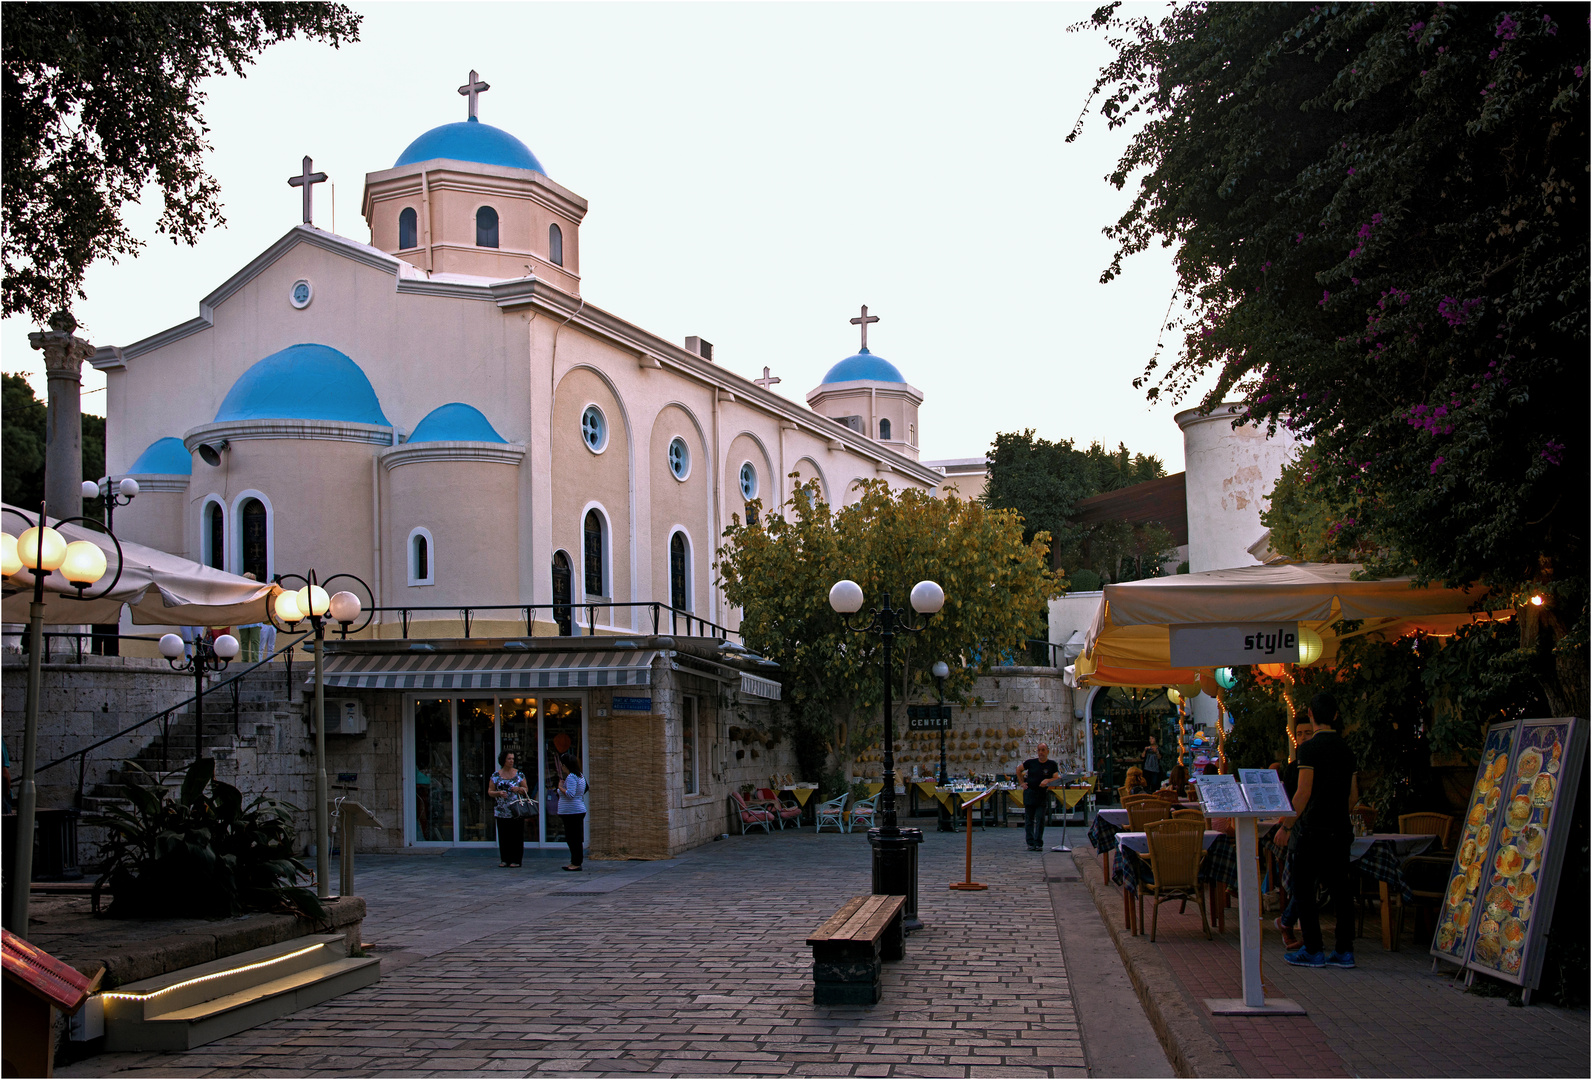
{"left": 556, "top": 751, "right": 588, "bottom": 871}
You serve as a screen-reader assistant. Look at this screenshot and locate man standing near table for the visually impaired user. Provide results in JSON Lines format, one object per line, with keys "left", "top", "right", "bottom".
{"left": 1277, "top": 692, "right": 1359, "bottom": 969}
{"left": 1018, "top": 743, "right": 1063, "bottom": 852}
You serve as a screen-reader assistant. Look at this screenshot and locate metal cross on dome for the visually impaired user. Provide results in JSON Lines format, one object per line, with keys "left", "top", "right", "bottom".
{"left": 458, "top": 69, "right": 490, "bottom": 119}
{"left": 754, "top": 367, "right": 782, "bottom": 391}
{"left": 850, "top": 305, "right": 880, "bottom": 350}
{"left": 288, "top": 156, "right": 328, "bottom": 225}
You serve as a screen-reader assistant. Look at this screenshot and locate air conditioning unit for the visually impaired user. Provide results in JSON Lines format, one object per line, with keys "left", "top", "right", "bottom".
{"left": 316, "top": 697, "right": 368, "bottom": 736}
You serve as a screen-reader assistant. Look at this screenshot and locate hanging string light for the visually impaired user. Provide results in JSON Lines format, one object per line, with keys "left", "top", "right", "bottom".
{"left": 1216, "top": 697, "right": 1229, "bottom": 773}
{"left": 1281, "top": 668, "right": 1300, "bottom": 762}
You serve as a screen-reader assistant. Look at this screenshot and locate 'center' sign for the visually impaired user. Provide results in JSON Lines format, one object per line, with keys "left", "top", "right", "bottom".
{"left": 1168, "top": 622, "right": 1300, "bottom": 668}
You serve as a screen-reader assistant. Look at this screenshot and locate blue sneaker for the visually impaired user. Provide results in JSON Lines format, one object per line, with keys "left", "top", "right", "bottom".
{"left": 1324, "top": 951, "right": 1356, "bottom": 968}
{"left": 1284, "top": 947, "right": 1326, "bottom": 967}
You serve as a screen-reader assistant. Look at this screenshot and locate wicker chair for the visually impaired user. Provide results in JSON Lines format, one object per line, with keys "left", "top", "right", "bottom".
{"left": 1397, "top": 812, "right": 1455, "bottom": 852}
{"left": 1154, "top": 788, "right": 1181, "bottom": 804}
{"left": 1140, "top": 818, "right": 1212, "bottom": 942}
{"left": 1171, "top": 808, "right": 1205, "bottom": 821}
{"left": 1127, "top": 801, "right": 1171, "bottom": 832}
{"left": 1121, "top": 793, "right": 1159, "bottom": 808}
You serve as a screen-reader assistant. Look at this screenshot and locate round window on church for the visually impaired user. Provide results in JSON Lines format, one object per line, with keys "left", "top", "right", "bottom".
{"left": 739, "top": 462, "right": 758, "bottom": 500}
{"left": 581, "top": 405, "right": 607, "bottom": 453}
{"left": 668, "top": 437, "right": 690, "bottom": 481}
{"left": 290, "top": 279, "right": 313, "bottom": 309}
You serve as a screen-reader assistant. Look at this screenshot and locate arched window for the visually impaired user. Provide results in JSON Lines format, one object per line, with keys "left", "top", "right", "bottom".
{"left": 398, "top": 207, "right": 418, "bottom": 250}
{"left": 204, "top": 501, "right": 225, "bottom": 571}
{"left": 583, "top": 510, "right": 606, "bottom": 597}
{"left": 549, "top": 223, "right": 563, "bottom": 266}
{"left": 475, "top": 205, "right": 499, "bottom": 248}
{"left": 551, "top": 551, "right": 573, "bottom": 636}
{"left": 407, "top": 527, "right": 434, "bottom": 586}
{"left": 879, "top": 418, "right": 892, "bottom": 441}
{"left": 239, "top": 498, "right": 268, "bottom": 581}
{"left": 669, "top": 532, "right": 690, "bottom": 611}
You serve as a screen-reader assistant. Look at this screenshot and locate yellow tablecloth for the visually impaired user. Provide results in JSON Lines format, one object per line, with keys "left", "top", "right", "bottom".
{"left": 781, "top": 786, "right": 818, "bottom": 806}
{"left": 1055, "top": 782, "right": 1095, "bottom": 810}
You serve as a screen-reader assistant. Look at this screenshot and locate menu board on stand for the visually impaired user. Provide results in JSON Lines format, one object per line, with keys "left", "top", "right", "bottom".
{"left": 1429, "top": 716, "right": 1585, "bottom": 1003}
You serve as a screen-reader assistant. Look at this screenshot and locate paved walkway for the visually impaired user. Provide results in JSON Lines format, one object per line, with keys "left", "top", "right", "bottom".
{"left": 66, "top": 826, "right": 1133, "bottom": 1077}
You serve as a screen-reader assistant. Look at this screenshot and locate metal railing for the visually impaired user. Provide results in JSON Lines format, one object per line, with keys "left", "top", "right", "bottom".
{"left": 362, "top": 600, "right": 738, "bottom": 642}
{"left": 1, "top": 629, "right": 164, "bottom": 664}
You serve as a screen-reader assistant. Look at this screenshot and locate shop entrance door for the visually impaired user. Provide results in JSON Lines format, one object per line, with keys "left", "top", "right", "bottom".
{"left": 407, "top": 695, "right": 586, "bottom": 846}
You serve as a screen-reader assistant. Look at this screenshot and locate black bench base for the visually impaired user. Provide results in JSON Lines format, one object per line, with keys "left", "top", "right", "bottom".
{"left": 808, "top": 895, "right": 906, "bottom": 1006}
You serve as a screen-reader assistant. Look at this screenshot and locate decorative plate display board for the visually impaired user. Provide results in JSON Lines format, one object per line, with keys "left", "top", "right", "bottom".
{"left": 1430, "top": 716, "right": 1585, "bottom": 998}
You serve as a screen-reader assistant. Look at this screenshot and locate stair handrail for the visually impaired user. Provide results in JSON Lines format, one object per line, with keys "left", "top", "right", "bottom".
{"left": 36, "top": 633, "right": 309, "bottom": 805}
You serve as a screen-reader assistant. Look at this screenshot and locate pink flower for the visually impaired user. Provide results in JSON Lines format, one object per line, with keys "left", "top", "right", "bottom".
{"left": 1429, "top": 457, "right": 1445, "bottom": 474}
{"left": 1577, "top": 66, "right": 1586, "bottom": 78}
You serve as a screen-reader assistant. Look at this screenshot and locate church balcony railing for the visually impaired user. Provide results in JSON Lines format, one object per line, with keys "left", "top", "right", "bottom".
{"left": 2, "top": 629, "right": 165, "bottom": 664}
{"left": 359, "top": 600, "right": 738, "bottom": 643}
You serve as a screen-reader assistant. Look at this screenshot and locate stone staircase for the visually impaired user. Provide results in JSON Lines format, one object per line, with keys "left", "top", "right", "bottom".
{"left": 100, "top": 933, "right": 380, "bottom": 1051}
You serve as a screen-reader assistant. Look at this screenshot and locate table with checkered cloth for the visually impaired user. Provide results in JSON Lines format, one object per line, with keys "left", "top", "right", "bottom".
{"left": 1264, "top": 832, "right": 1437, "bottom": 900}
{"left": 1088, "top": 812, "right": 1122, "bottom": 856}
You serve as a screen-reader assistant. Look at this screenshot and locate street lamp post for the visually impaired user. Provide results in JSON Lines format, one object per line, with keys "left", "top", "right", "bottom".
{"left": 931, "top": 660, "right": 953, "bottom": 833}
{"left": 81, "top": 476, "right": 139, "bottom": 533}
{"left": 829, "top": 578, "right": 944, "bottom": 931}
{"left": 2, "top": 504, "right": 123, "bottom": 937}
{"left": 158, "top": 631, "right": 240, "bottom": 763}
{"left": 270, "top": 572, "right": 369, "bottom": 899}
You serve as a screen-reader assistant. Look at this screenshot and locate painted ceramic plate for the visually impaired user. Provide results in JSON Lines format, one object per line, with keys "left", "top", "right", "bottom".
{"left": 1502, "top": 950, "right": 1522, "bottom": 974}
{"left": 1466, "top": 862, "right": 1483, "bottom": 894}
{"left": 1468, "top": 801, "right": 1489, "bottom": 827}
{"left": 1485, "top": 785, "right": 1502, "bottom": 813}
{"left": 1484, "top": 885, "right": 1514, "bottom": 916}
{"left": 1521, "top": 823, "right": 1545, "bottom": 854}
{"left": 1498, "top": 827, "right": 1513, "bottom": 845}
{"left": 1495, "top": 845, "right": 1524, "bottom": 878}
{"left": 1508, "top": 873, "right": 1537, "bottom": 901}
{"left": 1436, "top": 923, "right": 1457, "bottom": 952}
{"left": 1448, "top": 874, "right": 1470, "bottom": 907}
{"left": 1516, "top": 747, "right": 1542, "bottom": 779}
{"left": 1455, "top": 898, "right": 1473, "bottom": 928}
{"left": 1531, "top": 772, "right": 1555, "bottom": 807}
{"left": 1502, "top": 916, "right": 1526, "bottom": 949}
{"left": 1513, "top": 899, "right": 1531, "bottom": 923}
{"left": 1459, "top": 839, "right": 1478, "bottom": 867}
{"left": 1489, "top": 753, "right": 1510, "bottom": 781}
{"left": 1475, "top": 930, "right": 1501, "bottom": 963}
{"left": 1506, "top": 796, "right": 1533, "bottom": 829}
{"left": 1475, "top": 823, "right": 1492, "bottom": 850}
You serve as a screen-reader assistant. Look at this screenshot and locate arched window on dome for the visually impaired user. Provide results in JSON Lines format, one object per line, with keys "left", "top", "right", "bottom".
{"left": 583, "top": 509, "right": 607, "bottom": 598}
{"left": 407, "top": 527, "right": 434, "bottom": 587}
{"left": 476, "top": 205, "right": 499, "bottom": 248}
{"left": 398, "top": 207, "right": 418, "bottom": 250}
{"left": 879, "top": 418, "right": 892, "bottom": 441}
{"left": 549, "top": 223, "right": 564, "bottom": 266}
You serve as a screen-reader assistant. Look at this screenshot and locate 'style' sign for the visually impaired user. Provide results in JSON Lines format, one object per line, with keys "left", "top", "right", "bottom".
{"left": 1168, "top": 622, "right": 1300, "bottom": 668}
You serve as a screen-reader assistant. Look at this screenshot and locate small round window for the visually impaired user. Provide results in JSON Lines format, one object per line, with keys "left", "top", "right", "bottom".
{"left": 581, "top": 405, "right": 607, "bottom": 453}
{"left": 668, "top": 437, "right": 690, "bottom": 480}
{"left": 739, "top": 462, "right": 758, "bottom": 500}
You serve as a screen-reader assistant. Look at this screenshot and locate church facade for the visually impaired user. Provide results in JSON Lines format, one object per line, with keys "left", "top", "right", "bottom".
{"left": 87, "top": 77, "right": 949, "bottom": 855}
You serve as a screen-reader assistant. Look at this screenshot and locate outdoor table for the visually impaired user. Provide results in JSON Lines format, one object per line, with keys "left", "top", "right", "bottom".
{"left": 1088, "top": 810, "right": 1126, "bottom": 883}
{"left": 937, "top": 786, "right": 1010, "bottom": 829}
{"left": 780, "top": 784, "right": 819, "bottom": 826}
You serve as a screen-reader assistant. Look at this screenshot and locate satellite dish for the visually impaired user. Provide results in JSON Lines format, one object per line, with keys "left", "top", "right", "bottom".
{"left": 197, "top": 440, "right": 228, "bottom": 467}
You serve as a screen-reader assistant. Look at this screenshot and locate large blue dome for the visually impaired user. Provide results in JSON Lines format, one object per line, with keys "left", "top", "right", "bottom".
{"left": 820, "top": 347, "right": 905, "bottom": 385}
{"left": 394, "top": 118, "right": 545, "bottom": 172}
{"left": 215, "top": 344, "right": 391, "bottom": 426}
{"left": 127, "top": 437, "right": 191, "bottom": 475}
{"left": 407, "top": 403, "right": 507, "bottom": 444}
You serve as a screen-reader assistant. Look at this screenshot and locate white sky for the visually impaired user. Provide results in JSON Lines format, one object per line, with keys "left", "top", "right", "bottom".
{"left": 2, "top": 1, "right": 1208, "bottom": 471}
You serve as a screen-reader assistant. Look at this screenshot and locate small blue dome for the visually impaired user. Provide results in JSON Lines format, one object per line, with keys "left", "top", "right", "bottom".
{"left": 820, "top": 347, "right": 905, "bottom": 385}
{"left": 215, "top": 344, "right": 390, "bottom": 426}
{"left": 407, "top": 403, "right": 508, "bottom": 444}
{"left": 127, "top": 437, "right": 191, "bottom": 475}
{"left": 394, "top": 118, "right": 545, "bottom": 172}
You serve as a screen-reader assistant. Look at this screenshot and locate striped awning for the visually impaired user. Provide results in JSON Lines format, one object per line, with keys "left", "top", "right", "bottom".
{"left": 311, "top": 649, "right": 659, "bottom": 691}
{"left": 739, "top": 672, "right": 782, "bottom": 701}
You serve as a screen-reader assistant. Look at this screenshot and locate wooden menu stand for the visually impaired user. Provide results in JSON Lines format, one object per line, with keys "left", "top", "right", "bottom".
{"left": 949, "top": 787, "right": 996, "bottom": 891}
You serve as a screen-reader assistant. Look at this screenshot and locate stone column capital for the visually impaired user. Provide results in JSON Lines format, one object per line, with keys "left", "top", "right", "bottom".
{"left": 29, "top": 329, "right": 96, "bottom": 379}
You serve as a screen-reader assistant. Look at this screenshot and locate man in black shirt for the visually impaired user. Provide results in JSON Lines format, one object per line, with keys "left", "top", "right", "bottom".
{"left": 1278, "top": 692, "right": 1359, "bottom": 969}
{"left": 1018, "top": 743, "right": 1062, "bottom": 852}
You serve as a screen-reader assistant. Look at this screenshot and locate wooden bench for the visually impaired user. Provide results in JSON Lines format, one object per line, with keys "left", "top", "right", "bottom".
{"left": 805, "top": 894, "right": 906, "bottom": 1005}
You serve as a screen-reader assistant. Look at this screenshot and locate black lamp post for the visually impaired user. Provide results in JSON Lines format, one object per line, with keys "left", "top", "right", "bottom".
{"left": 269, "top": 571, "right": 371, "bottom": 899}
{"left": 830, "top": 578, "right": 944, "bottom": 930}
{"left": 81, "top": 476, "right": 138, "bottom": 533}
{"left": 2, "top": 503, "right": 124, "bottom": 936}
{"left": 158, "top": 630, "right": 240, "bottom": 763}
{"left": 931, "top": 660, "right": 954, "bottom": 833}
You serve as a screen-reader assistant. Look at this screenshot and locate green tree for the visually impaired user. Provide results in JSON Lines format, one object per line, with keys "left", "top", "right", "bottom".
{"left": 3, "top": 2, "right": 361, "bottom": 322}
{"left": 0, "top": 372, "right": 103, "bottom": 512}
{"left": 1072, "top": 2, "right": 1587, "bottom": 715}
{"left": 982, "top": 430, "right": 1096, "bottom": 557}
{"left": 718, "top": 476, "right": 1059, "bottom": 780}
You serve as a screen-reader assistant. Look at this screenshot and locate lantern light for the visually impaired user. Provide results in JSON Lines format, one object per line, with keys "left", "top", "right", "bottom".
{"left": 213, "top": 634, "right": 240, "bottom": 660}
{"left": 828, "top": 579, "right": 864, "bottom": 614}
{"left": 1, "top": 533, "right": 21, "bottom": 578}
{"left": 1215, "top": 666, "right": 1238, "bottom": 690}
{"left": 274, "top": 590, "right": 304, "bottom": 624}
{"left": 295, "top": 584, "right": 330, "bottom": 618}
{"left": 118, "top": 477, "right": 140, "bottom": 498}
{"left": 1297, "top": 626, "right": 1324, "bottom": 666}
{"left": 60, "top": 540, "right": 108, "bottom": 589}
{"left": 81, "top": 480, "right": 101, "bottom": 501}
{"left": 909, "top": 580, "right": 945, "bottom": 615}
{"left": 328, "top": 590, "right": 362, "bottom": 624}
{"left": 17, "top": 526, "right": 67, "bottom": 572}
{"left": 1166, "top": 687, "right": 1182, "bottom": 705}
{"left": 1529, "top": 594, "right": 1545, "bottom": 607}
{"left": 158, "top": 633, "right": 185, "bottom": 659}
{"left": 1259, "top": 662, "right": 1289, "bottom": 679}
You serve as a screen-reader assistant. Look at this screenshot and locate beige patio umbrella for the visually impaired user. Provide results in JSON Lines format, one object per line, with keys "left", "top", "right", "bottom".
{"left": 1, "top": 503, "right": 276, "bottom": 627}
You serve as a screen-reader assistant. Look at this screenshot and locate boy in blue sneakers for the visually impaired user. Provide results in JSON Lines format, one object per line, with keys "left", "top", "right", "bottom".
{"left": 1274, "top": 692, "right": 1359, "bottom": 969}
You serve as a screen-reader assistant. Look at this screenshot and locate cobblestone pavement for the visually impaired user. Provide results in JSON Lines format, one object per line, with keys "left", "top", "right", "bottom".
{"left": 66, "top": 826, "right": 1091, "bottom": 1078}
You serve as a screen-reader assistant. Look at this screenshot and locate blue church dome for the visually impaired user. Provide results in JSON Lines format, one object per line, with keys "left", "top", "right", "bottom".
{"left": 127, "top": 437, "right": 191, "bottom": 475}
{"left": 820, "top": 347, "right": 905, "bottom": 385}
{"left": 215, "top": 344, "right": 391, "bottom": 426}
{"left": 394, "top": 118, "right": 545, "bottom": 173}
{"left": 407, "top": 403, "right": 508, "bottom": 444}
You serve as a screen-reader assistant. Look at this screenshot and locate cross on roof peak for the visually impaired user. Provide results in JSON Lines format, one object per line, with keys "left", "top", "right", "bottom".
{"left": 754, "top": 367, "right": 782, "bottom": 392}
{"left": 849, "top": 305, "right": 879, "bottom": 351}
{"left": 287, "top": 156, "right": 328, "bottom": 225}
{"left": 458, "top": 69, "right": 490, "bottom": 120}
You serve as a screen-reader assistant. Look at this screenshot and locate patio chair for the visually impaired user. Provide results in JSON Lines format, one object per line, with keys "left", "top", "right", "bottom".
{"left": 757, "top": 787, "right": 804, "bottom": 830}
{"left": 1397, "top": 812, "right": 1455, "bottom": 852}
{"left": 1171, "top": 808, "right": 1205, "bottom": 821}
{"left": 730, "top": 791, "right": 778, "bottom": 835}
{"left": 1126, "top": 801, "right": 1171, "bottom": 832}
{"left": 1121, "top": 793, "right": 1158, "bottom": 808}
{"left": 846, "top": 794, "right": 880, "bottom": 833}
{"left": 1140, "top": 818, "right": 1211, "bottom": 942}
{"left": 815, "top": 794, "right": 848, "bottom": 834}
{"left": 1154, "top": 788, "right": 1181, "bottom": 804}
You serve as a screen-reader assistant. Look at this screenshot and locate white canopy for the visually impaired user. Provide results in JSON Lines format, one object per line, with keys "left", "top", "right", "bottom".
{"left": 2, "top": 503, "right": 276, "bottom": 627}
